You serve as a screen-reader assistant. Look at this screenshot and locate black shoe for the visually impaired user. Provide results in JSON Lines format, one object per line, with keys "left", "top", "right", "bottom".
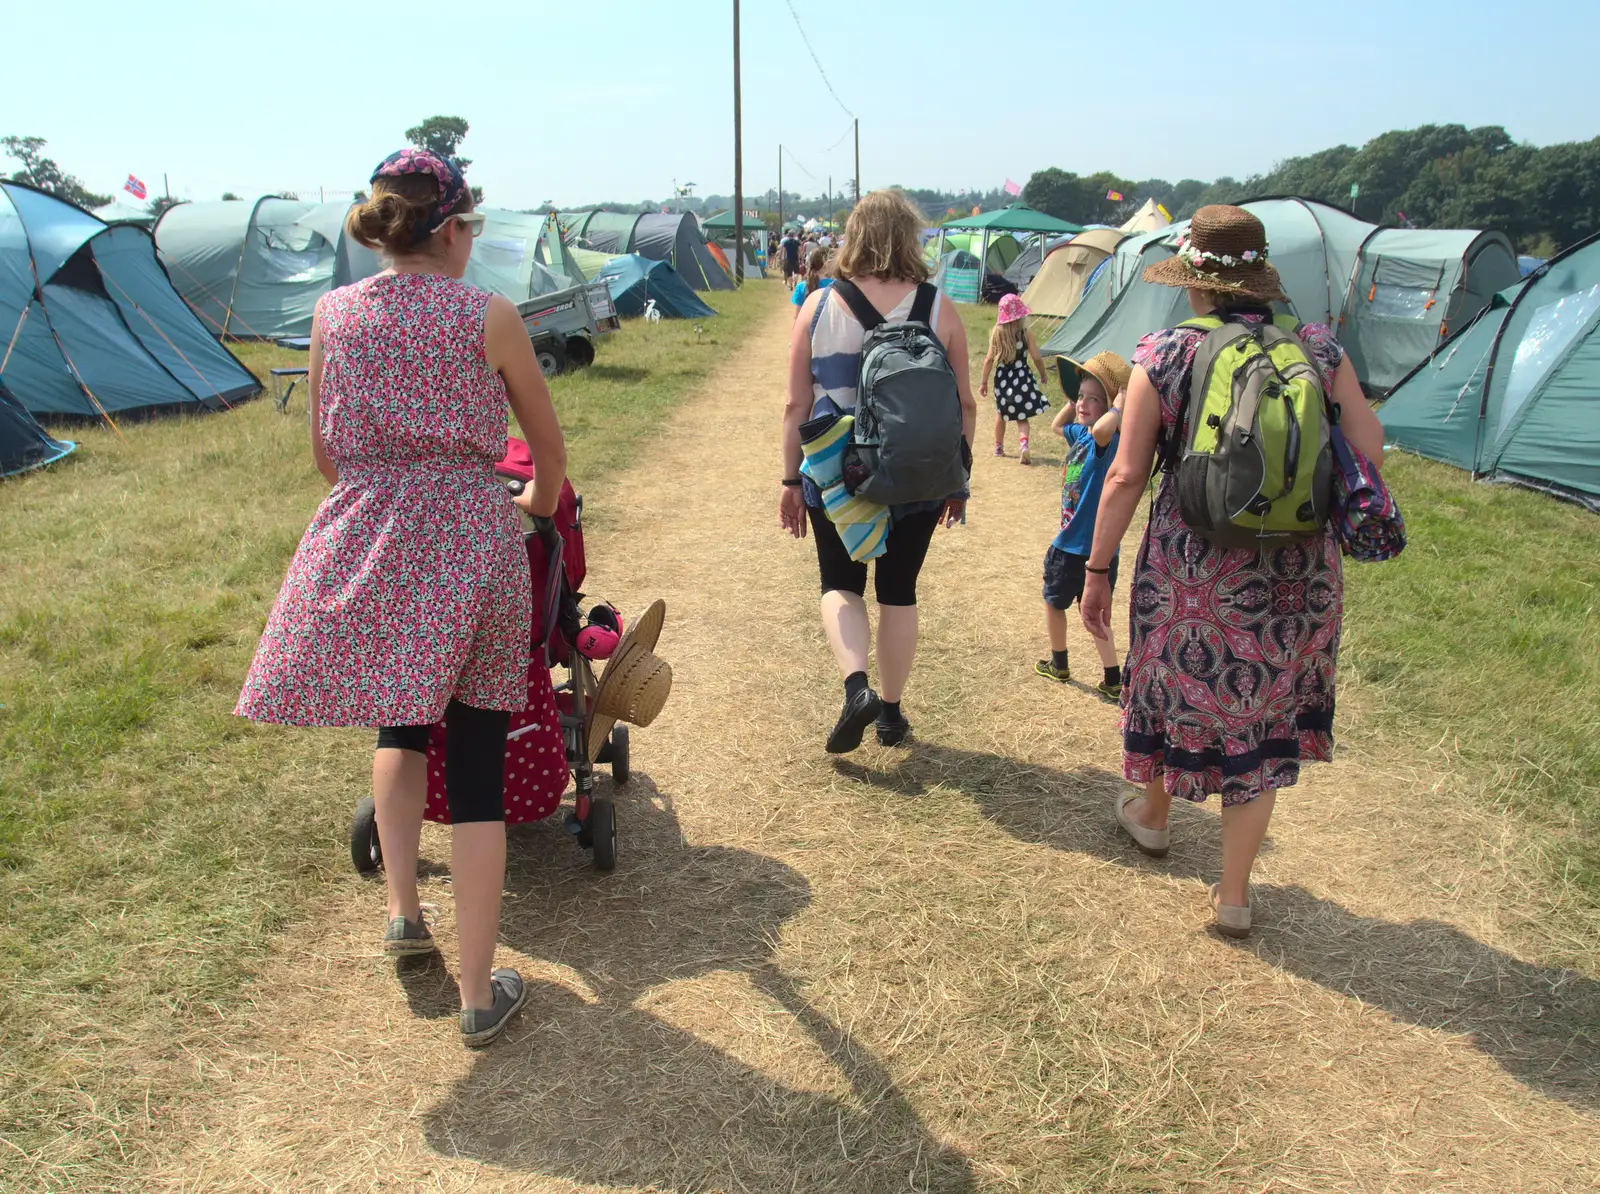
{"left": 876, "top": 708, "right": 912, "bottom": 747}
{"left": 826, "top": 687, "right": 882, "bottom": 754}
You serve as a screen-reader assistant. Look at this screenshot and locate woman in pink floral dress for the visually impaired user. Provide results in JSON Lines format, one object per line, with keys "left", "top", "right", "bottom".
{"left": 237, "top": 150, "right": 566, "bottom": 1046}
{"left": 1078, "top": 206, "right": 1387, "bottom": 939}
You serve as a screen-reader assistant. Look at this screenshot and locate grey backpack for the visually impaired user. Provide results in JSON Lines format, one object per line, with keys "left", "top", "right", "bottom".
{"left": 831, "top": 280, "right": 969, "bottom": 506}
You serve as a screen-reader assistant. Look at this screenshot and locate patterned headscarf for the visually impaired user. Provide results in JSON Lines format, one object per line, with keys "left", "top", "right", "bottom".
{"left": 369, "top": 149, "right": 469, "bottom": 246}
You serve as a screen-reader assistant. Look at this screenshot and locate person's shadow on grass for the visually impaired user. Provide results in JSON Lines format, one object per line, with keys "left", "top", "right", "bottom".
{"left": 420, "top": 776, "right": 976, "bottom": 1193}
{"left": 836, "top": 742, "right": 1600, "bottom": 1113}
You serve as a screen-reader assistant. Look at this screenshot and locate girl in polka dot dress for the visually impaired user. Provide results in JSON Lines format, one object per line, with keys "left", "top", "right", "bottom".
{"left": 979, "top": 293, "right": 1051, "bottom": 464}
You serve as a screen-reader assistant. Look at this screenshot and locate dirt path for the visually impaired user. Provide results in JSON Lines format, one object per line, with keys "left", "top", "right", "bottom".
{"left": 137, "top": 298, "right": 1597, "bottom": 1192}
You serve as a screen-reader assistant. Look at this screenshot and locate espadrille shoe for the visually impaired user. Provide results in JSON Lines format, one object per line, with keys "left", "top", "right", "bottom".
{"left": 1115, "top": 792, "right": 1170, "bottom": 858}
{"left": 1209, "top": 883, "right": 1252, "bottom": 939}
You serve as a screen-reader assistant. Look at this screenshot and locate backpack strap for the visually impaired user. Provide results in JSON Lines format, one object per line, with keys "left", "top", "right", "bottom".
{"left": 829, "top": 278, "right": 885, "bottom": 331}
{"left": 908, "top": 282, "right": 938, "bottom": 328}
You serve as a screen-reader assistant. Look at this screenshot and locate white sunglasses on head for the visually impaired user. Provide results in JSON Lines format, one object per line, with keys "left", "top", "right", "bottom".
{"left": 439, "top": 212, "right": 486, "bottom": 237}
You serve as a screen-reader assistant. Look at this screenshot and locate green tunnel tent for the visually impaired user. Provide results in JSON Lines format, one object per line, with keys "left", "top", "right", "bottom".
{"left": 558, "top": 211, "right": 733, "bottom": 291}
{"left": 0, "top": 182, "right": 261, "bottom": 420}
{"left": 1044, "top": 197, "right": 1520, "bottom": 396}
{"left": 929, "top": 232, "right": 1023, "bottom": 275}
{"left": 1380, "top": 233, "right": 1600, "bottom": 511}
{"left": 154, "top": 198, "right": 335, "bottom": 339}
{"left": 0, "top": 376, "right": 75, "bottom": 476}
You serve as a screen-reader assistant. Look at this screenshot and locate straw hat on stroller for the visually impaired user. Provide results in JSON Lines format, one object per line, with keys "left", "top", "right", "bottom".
{"left": 584, "top": 598, "right": 673, "bottom": 762}
{"left": 1142, "top": 205, "right": 1287, "bottom": 304}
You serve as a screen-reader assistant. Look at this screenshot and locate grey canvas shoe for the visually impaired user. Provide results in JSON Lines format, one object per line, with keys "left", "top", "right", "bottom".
{"left": 460, "top": 968, "right": 528, "bottom": 1048}
{"left": 383, "top": 912, "right": 436, "bottom": 957}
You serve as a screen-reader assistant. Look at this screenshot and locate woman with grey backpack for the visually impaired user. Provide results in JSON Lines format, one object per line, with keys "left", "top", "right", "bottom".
{"left": 780, "top": 190, "right": 977, "bottom": 754}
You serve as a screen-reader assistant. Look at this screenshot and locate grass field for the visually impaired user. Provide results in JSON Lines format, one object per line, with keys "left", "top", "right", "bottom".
{"left": 0, "top": 280, "right": 776, "bottom": 1172}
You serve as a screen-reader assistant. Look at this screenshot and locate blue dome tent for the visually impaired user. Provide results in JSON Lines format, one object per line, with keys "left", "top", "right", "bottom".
{"left": 0, "top": 377, "right": 74, "bottom": 477}
{"left": 0, "top": 182, "right": 260, "bottom": 420}
{"left": 597, "top": 255, "right": 715, "bottom": 319}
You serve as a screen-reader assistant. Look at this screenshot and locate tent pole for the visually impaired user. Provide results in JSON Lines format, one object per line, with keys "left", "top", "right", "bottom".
{"left": 732, "top": 0, "right": 743, "bottom": 286}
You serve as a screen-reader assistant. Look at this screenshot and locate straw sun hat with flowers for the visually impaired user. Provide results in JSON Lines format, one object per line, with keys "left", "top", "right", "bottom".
{"left": 1142, "top": 205, "right": 1287, "bottom": 304}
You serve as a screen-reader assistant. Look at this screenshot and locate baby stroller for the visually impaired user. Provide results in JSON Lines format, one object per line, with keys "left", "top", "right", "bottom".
{"left": 349, "top": 437, "right": 641, "bottom": 875}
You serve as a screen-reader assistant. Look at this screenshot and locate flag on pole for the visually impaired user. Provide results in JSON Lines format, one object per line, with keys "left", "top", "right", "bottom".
{"left": 1105, "top": 189, "right": 1124, "bottom": 202}
{"left": 1003, "top": 178, "right": 1021, "bottom": 197}
{"left": 971, "top": 205, "right": 981, "bottom": 217}
{"left": 124, "top": 174, "right": 148, "bottom": 201}
{"left": 1156, "top": 202, "right": 1171, "bottom": 221}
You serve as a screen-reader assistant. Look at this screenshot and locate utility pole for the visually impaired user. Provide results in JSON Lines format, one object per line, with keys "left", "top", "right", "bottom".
{"left": 828, "top": 175, "right": 833, "bottom": 232}
{"left": 732, "top": 0, "right": 744, "bottom": 285}
{"left": 853, "top": 119, "right": 860, "bottom": 203}
{"left": 778, "top": 146, "right": 783, "bottom": 240}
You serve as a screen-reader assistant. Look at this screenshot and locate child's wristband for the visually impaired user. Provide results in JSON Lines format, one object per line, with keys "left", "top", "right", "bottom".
{"left": 1085, "top": 564, "right": 1111, "bottom": 575}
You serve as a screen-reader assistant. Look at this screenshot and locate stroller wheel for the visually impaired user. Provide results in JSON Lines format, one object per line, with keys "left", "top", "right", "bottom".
{"left": 590, "top": 798, "right": 617, "bottom": 872}
{"left": 351, "top": 796, "right": 382, "bottom": 874}
{"left": 609, "top": 725, "right": 630, "bottom": 785}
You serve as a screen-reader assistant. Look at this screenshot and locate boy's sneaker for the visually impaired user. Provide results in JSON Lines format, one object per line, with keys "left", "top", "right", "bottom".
{"left": 1034, "top": 659, "right": 1070, "bottom": 683}
{"left": 1095, "top": 679, "right": 1123, "bottom": 702}
{"left": 876, "top": 707, "right": 912, "bottom": 747}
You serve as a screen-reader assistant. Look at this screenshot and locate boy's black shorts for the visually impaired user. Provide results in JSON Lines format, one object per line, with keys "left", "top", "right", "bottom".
{"left": 1042, "top": 546, "right": 1118, "bottom": 610}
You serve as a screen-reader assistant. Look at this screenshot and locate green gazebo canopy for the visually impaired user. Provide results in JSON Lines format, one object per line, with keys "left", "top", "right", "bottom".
{"left": 941, "top": 203, "right": 1082, "bottom": 235}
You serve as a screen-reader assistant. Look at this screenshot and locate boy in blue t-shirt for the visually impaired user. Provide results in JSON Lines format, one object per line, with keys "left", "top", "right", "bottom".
{"left": 1035, "top": 351, "right": 1131, "bottom": 699}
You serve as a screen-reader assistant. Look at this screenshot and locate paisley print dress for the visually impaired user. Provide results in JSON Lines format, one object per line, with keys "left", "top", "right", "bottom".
{"left": 236, "top": 273, "right": 531, "bottom": 727}
{"left": 1123, "top": 316, "right": 1345, "bottom": 805}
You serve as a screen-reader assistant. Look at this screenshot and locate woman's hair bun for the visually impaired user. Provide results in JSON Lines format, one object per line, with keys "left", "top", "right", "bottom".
{"left": 346, "top": 174, "right": 439, "bottom": 254}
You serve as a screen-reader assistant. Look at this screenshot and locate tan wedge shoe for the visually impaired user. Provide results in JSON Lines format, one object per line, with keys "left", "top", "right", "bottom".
{"left": 1209, "top": 883, "right": 1252, "bottom": 938}
{"left": 1115, "top": 792, "right": 1170, "bottom": 858}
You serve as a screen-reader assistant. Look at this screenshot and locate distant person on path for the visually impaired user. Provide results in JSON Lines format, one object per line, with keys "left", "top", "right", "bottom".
{"left": 780, "top": 229, "right": 801, "bottom": 286}
{"left": 790, "top": 246, "right": 833, "bottom": 317}
{"left": 1035, "top": 351, "right": 1129, "bottom": 699}
{"left": 236, "top": 149, "right": 567, "bottom": 1045}
{"left": 781, "top": 190, "right": 976, "bottom": 752}
{"left": 979, "top": 294, "right": 1050, "bottom": 463}
{"left": 1078, "top": 205, "right": 1387, "bottom": 938}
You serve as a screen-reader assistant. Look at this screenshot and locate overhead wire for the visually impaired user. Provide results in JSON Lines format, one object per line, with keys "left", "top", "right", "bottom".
{"left": 784, "top": 0, "right": 855, "bottom": 121}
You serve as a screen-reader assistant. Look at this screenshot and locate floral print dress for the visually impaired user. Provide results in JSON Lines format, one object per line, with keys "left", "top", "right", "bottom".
{"left": 236, "top": 273, "right": 531, "bottom": 727}
{"left": 1123, "top": 316, "right": 1345, "bottom": 805}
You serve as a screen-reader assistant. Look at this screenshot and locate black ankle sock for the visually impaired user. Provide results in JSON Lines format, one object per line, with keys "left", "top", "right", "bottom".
{"left": 880, "top": 700, "right": 901, "bottom": 722}
{"left": 1051, "top": 649, "right": 1069, "bottom": 671}
{"left": 1104, "top": 665, "right": 1120, "bottom": 686}
{"left": 844, "top": 671, "right": 869, "bottom": 702}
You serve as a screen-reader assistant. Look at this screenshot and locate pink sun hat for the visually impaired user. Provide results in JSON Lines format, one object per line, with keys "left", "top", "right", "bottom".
{"left": 997, "top": 294, "right": 1030, "bottom": 324}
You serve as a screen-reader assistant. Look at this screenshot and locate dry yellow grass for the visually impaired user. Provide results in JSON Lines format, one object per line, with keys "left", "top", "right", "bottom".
{"left": 6, "top": 295, "right": 1598, "bottom": 1193}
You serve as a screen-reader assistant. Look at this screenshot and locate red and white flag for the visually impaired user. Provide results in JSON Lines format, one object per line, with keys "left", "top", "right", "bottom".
{"left": 124, "top": 174, "right": 148, "bottom": 200}
{"left": 1003, "top": 178, "right": 1021, "bottom": 197}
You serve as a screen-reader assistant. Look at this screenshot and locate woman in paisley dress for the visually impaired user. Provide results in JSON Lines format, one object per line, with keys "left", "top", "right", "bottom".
{"left": 236, "top": 150, "right": 567, "bottom": 1044}
{"left": 1078, "top": 206, "right": 1387, "bottom": 937}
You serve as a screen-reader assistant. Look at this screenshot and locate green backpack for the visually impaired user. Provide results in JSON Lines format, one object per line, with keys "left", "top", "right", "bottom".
{"left": 1166, "top": 314, "right": 1334, "bottom": 549}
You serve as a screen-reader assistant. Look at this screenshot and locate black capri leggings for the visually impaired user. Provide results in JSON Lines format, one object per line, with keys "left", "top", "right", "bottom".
{"left": 808, "top": 506, "right": 940, "bottom": 607}
{"left": 376, "top": 699, "right": 510, "bottom": 824}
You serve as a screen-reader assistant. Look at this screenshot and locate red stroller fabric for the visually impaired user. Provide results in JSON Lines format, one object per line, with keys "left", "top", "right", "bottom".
{"left": 421, "top": 436, "right": 582, "bottom": 824}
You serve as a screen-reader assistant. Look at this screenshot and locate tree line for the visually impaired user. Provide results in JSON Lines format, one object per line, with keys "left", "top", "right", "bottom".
{"left": 1023, "top": 125, "right": 1600, "bottom": 255}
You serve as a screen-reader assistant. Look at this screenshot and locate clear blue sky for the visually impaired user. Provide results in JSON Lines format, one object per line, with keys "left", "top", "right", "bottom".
{"left": 6, "top": 0, "right": 1595, "bottom": 210}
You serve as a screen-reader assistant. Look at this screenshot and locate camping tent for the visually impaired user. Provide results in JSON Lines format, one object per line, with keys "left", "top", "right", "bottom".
{"left": 1021, "top": 228, "right": 1127, "bottom": 323}
{"left": 1380, "top": 234, "right": 1600, "bottom": 510}
{"left": 558, "top": 210, "right": 733, "bottom": 290}
{"left": 92, "top": 199, "right": 157, "bottom": 227}
{"left": 1, "top": 182, "right": 261, "bottom": 419}
{"left": 932, "top": 231, "right": 1023, "bottom": 274}
{"left": 154, "top": 198, "right": 336, "bottom": 339}
{"left": 1044, "top": 197, "right": 1520, "bottom": 394}
{"left": 933, "top": 249, "right": 983, "bottom": 304}
{"left": 0, "top": 377, "right": 75, "bottom": 477}
{"left": 1120, "top": 199, "right": 1170, "bottom": 233}
{"left": 597, "top": 255, "right": 716, "bottom": 319}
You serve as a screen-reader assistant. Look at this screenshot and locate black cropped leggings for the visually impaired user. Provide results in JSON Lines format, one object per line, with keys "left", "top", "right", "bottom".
{"left": 375, "top": 700, "right": 509, "bottom": 824}
{"left": 809, "top": 506, "right": 940, "bottom": 606}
